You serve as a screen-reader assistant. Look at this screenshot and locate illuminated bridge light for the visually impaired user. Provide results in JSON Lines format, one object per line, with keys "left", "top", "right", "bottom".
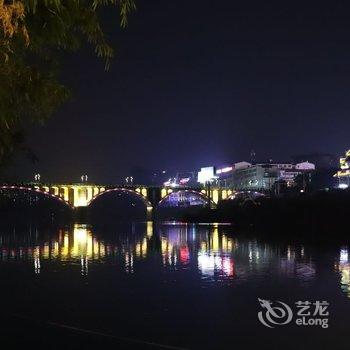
{"left": 161, "top": 188, "right": 167, "bottom": 198}
{"left": 0, "top": 183, "right": 228, "bottom": 212}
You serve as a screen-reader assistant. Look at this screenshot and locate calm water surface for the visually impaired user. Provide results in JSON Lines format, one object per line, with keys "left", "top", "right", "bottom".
{"left": 1, "top": 222, "right": 350, "bottom": 349}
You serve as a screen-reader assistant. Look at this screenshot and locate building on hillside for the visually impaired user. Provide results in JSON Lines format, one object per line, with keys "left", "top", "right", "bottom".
{"left": 278, "top": 161, "right": 315, "bottom": 187}
{"left": 216, "top": 161, "right": 315, "bottom": 191}
{"left": 216, "top": 162, "right": 251, "bottom": 188}
{"left": 292, "top": 153, "right": 337, "bottom": 170}
{"left": 232, "top": 163, "right": 279, "bottom": 191}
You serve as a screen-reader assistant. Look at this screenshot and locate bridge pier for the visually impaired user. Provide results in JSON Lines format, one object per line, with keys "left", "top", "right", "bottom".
{"left": 146, "top": 206, "right": 154, "bottom": 221}
{"left": 73, "top": 206, "right": 88, "bottom": 223}
{"left": 146, "top": 187, "right": 162, "bottom": 221}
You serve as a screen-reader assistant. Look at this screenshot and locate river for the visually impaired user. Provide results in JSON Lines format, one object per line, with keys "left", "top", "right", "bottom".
{"left": 0, "top": 222, "right": 349, "bottom": 349}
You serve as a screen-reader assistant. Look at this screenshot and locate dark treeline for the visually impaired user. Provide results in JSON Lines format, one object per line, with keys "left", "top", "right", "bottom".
{"left": 181, "top": 190, "right": 350, "bottom": 239}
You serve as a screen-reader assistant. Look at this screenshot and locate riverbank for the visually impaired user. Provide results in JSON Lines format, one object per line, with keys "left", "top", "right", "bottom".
{"left": 1, "top": 190, "right": 350, "bottom": 239}
{"left": 176, "top": 190, "right": 350, "bottom": 239}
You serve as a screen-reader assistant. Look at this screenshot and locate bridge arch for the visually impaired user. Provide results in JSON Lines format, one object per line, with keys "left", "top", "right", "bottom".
{"left": 227, "top": 191, "right": 266, "bottom": 207}
{"left": 87, "top": 187, "right": 153, "bottom": 210}
{"left": 0, "top": 185, "right": 73, "bottom": 209}
{"left": 158, "top": 189, "right": 216, "bottom": 208}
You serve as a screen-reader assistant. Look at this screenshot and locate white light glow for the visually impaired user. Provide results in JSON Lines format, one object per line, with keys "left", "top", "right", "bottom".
{"left": 198, "top": 166, "right": 217, "bottom": 184}
{"left": 216, "top": 166, "right": 233, "bottom": 174}
{"left": 340, "top": 248, "right": 349, "bottom": 263}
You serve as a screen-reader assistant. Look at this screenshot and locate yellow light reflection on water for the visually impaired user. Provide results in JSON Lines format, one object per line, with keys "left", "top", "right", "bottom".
{"left": 147, "top": 221, "right": 153, "bottom": 238}
{"left": 0, "top": 223, "right": 238, "bottom": 279}
{"left": 211, "top": 226, "right": 219, "bottom": 252}
{"left": 70, "top": 224, "right": 105, "bottom": 260}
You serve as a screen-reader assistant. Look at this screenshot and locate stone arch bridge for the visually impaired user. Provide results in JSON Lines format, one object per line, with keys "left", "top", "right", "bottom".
{"left": 0, "top": 183, "right": 235, "bottom": 219}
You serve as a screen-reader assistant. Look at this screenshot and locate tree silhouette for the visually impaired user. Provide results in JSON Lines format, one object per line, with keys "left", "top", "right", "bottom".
{"left": 0, "top": 0, "right": 136, "bottom": 166}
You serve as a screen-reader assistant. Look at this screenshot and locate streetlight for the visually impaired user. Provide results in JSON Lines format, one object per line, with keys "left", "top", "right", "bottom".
{"left": 125, "top": 176, "right": 134, "bottom": 185}
{"left": 81, "top": 175, "right": 88, "bottom": 183}
{"left": 34, "top": 173, "right": 41, "bottom": 182}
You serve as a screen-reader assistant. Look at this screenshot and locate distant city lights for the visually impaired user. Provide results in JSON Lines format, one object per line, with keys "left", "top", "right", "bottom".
{"left": 163, "top": 178, "right": 179, "bottom": 187}
{"left": 179, "top": 177, "right": 190, "bottom": 185}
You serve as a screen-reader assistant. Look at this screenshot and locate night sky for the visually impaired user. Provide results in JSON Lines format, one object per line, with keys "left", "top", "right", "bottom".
{"left": 8, "top": 1, "right": 350, "bottom": 183}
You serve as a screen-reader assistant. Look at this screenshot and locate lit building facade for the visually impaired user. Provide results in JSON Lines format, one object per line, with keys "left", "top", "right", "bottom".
{"left": 335, "top": 149, "right": 350, "bottom": 188}
{"left": 215, "top": 162, "right": 251, "bottom": 188}
{"left": 278, "top": 162, "right": 315, "bottom": 187}
{"left": 215, "top": 161, "right": 315, "bottom": 191}
{"left": 232, "top": 164, "right": 279, "bottom": 191}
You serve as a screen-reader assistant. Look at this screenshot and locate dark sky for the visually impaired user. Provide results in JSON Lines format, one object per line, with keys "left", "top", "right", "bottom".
{"left": 9, "top": 1, "right": 350, "bottom": 183}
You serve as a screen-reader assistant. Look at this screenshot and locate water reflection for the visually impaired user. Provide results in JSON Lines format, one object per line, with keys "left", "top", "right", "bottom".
{"left": 2, "top": 222, "right": 350, "bottom": 350}
{"left": 335, "top": 247, "right": 350, "bottom": 297}
{"left": 0, "top": 224, "right": 153, "bottom": 276}
{"left": 159, "top": 224, "right": 235, "bottom": 279}
{"left": 0, "top": 223, "right": 323, "bottom": 287}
